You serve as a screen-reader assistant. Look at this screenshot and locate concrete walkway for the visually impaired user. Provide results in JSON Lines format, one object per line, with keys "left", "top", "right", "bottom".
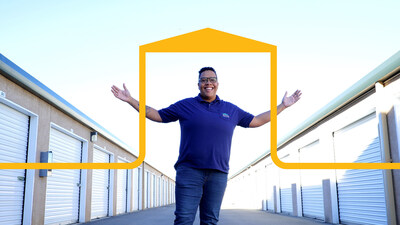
{"left": 83, "top": 204, "right": 331, "bottom": 225}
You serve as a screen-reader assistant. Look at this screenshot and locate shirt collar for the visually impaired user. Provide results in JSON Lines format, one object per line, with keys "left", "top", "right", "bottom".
{"left": 196, "top": 94, "right": 220, "bottom": 104}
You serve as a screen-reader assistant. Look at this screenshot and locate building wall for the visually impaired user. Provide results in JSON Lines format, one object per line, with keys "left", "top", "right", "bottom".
{"left": 225, "top": 70, "right": 400, "bottom": 224}
{"left": 0, "top": 71, "right": 175, "bottom": 224}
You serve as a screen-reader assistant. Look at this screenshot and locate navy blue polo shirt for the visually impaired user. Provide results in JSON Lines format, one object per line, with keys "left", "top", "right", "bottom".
{"left": 158, "top": 94, "right": 254, "bottom": 173}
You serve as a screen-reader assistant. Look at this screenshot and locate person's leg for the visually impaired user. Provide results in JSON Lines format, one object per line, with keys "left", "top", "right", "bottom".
{"left": 174, "top": 165, "right": 206, "bottom": 225}
{"left": 199, "top": 170, "right": 228, "bottom": 225}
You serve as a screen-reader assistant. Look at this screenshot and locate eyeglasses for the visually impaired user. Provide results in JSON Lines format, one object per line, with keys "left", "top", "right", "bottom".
{"left": 199, "top": 77, "right": 218, "bottom": 83}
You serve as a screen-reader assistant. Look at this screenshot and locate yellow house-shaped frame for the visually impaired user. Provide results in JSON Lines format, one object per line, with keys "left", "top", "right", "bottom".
{"left": 138, "top": 28, "right": 278, "bottom": 170}
{"left": 5, "top": 28, "right": 392, "bottom": 169}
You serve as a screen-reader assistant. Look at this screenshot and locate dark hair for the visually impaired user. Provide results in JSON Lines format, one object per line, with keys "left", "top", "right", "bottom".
{"left": 198, "top": 67, "right": 217, "bottom": 79}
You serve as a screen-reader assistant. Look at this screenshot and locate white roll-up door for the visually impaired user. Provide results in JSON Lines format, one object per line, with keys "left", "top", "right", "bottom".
{"left": 152, "top": 174, "right": 156, "bottom": 208}
{"left": 299, "top": 140, "right": 325, "bottom": 220}
{"left": 91, "top": 148, "right": 111, "bottom": 219}
{"left": 334, "top": 113, "right": 387, "bottom": 225}
{"left": 158, "top": 176, "right": 161, "bottom": 207}
{"left": 266, "top": 162, "right": 278, "bottom": 211}
{"left": 279, "top": 154, "right": 297, "bottom": 215}
{"left": 133, "top": 168, "right": 139, "bottom": 211}
{"left": 144, "top": 171, "right": 150, "bottom": 208}
{"left": 163, "top": 179, "right": 166, "bottom": 206}
{"left": 116, "top": 161, "right": 128, "bottom": 214}
{"left": 0, "top": 103, "right": 29, "bottom": 225}
{"left": 172, "top": 183, "right": 175, "bottom": 204}
{"left": 280, "top": 187, "right": 292, "bottom": 214}
{"left": 45, "top": 128, "right": 82, "bottom": 225}
{"left": 137, "top": 167, "right": 142, "bottom": 210}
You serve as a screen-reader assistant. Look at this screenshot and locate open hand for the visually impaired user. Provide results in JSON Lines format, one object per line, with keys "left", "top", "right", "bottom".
{"left": 282, "top": 90, "right": 302, "bottom": 108}
{"left": 111, "top": 83, "right": 131, "bottom": 102}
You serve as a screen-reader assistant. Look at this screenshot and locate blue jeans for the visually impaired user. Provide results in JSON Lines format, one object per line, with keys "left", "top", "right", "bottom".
{"left": 174, "top": 165, "right": 228, "bottom": 225}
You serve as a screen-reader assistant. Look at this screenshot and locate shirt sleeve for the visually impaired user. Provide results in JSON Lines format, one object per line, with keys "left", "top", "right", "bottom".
{"left": 158, "top": 101, "right": 181, "bottom": 123}
{"left": 237, "top": 107, "right": 255, "bottom": 128}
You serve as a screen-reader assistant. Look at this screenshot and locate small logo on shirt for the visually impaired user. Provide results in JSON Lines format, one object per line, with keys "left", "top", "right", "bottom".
{"left": 222, "top": 113, "right": 230, "bottom": 118}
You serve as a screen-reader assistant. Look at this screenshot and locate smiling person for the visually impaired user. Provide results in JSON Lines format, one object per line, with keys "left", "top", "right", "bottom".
{"left": 111, "top": 67, "right": 301, "bottom": 225}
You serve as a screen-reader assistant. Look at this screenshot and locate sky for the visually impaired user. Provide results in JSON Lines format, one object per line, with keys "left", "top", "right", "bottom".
{"left": 1, "top": 0, "right": 399, "bottom": 178}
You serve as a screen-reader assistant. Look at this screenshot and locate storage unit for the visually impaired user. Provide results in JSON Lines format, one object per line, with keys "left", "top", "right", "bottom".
{"left": 299, "top": 140, "right": 325, "bottom": 220}
{"left": 144, "top": 171, "right": 150, "bottom": 208}
{"left": 0, "top": 103, "right": 29, "bottom": 225}
{"left": 265, "top": 161, "right": 278, "bottom": 211}
{"left": 137, "top": 167, "right": 143, "bottom": 210}
{"left": 44, "top": 127, "right": 83, "bottom": 225}
{"left": 280, "top": 187, "right": 292, "bottom": 214}
{"left": 91, "top": 147, "right": 111, "bottom": 219}
{"left": 132, "top": 167, "right": 140, "bottom": 211}
{"left": 170, "top": 182, "right": 173, "bottom": 205}
{"left": 226, "top": 52, "right": 400, "bottom": 225}
{"left": 158, "top": 176, "right": 161, "bottom": 207}
{"left": 166, "top": 179, "right": 169, "bottom": 205}
{"left": 116, "top": 159, "right": 129, "bottom": 214}
{"left": 279, "top": 154, "right": 297, "bottom": 215}
{"left": 162, "top": 178, "right": 167, "bottom": 206}
{"left": 151, "top": 173, "right": 155, "bottom": 207}
{"left": 334, "top": 113, "right": 388, "bottom": 225}
{"left": 152, "top": 174, "right": 156, "bottom": 207}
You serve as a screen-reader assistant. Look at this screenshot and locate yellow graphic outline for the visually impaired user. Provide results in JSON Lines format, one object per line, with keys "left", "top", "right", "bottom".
{"left": 3, "top": 28, "right": 394, "bottom": 169}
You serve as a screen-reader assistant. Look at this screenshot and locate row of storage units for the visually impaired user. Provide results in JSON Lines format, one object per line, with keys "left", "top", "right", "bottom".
{"left": 0, "top": 54, "right": 175, "bottom": 225}
{"left": 143, "top": 169, "right": 176, "bottom": 209}
{"left": 224, "top": 51, "right": 400, "bottom": 225}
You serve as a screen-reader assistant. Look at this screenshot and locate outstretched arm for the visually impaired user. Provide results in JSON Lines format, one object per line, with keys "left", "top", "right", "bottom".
{"left": 249, "top": 90, "right": 302, "bottom": 128}
{"left": 111, "top": 83, "right": 163, "bottom": 122}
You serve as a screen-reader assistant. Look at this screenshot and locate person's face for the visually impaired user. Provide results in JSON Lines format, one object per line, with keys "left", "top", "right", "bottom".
{"left": 198, "top": 70, "right": 219, "bottom": 102}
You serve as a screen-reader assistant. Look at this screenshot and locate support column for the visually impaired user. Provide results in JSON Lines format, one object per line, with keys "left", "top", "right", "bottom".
{"left": 291, "top": 183, "right": 298, "bottom": 216}
{"left": 387, "top": 105, "right": 400, "bottom": 224}
{"left": 376, "top": 82, "right": 397, "bottom": 225}
{"left": 322, "top": 179, "right": 333, "bottom": 223}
